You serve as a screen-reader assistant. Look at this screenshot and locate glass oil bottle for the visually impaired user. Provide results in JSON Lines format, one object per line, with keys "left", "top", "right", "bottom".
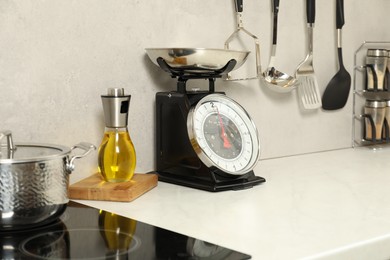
{"left": 98, "top": 88, "right": 136, "bottom": 182}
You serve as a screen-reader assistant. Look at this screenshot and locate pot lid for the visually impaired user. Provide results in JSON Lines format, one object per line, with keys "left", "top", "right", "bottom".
{"left": 0, "top": 143, "right": 71, "bottom": 163}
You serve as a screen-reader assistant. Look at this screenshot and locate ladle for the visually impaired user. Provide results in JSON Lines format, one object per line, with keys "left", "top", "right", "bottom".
{"left": 321, "top": 0, "right": 351, "bottom": 110}
{"left": 263, "top": 0, "right": 297, "bottom": 92}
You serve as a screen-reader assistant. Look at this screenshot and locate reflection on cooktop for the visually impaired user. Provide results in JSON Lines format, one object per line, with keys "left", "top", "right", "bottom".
{"left": 0, "top": 201, "right": 251, "bottom": 259}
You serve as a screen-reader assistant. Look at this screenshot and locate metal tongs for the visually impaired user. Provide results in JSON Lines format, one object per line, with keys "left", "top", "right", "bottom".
{"left": 224, "top": 0, "right": 261, "bottom": 81}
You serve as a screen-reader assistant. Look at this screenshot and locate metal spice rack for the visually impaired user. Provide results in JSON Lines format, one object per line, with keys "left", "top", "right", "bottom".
{"left": 352, "top": 41, "right": 390, "bottom": 148}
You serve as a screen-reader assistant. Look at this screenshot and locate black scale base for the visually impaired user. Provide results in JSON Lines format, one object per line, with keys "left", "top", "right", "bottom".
{"left": 154, "top": 58, "right": 265, "bottom": 192}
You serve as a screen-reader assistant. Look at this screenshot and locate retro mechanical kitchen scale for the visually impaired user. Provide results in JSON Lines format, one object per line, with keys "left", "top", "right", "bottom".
{"left": 146, "top": 48, "right": 265, "bottom": 191}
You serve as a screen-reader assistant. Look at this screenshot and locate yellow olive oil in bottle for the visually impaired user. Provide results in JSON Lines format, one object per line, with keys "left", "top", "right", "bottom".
{"left": 98, "top": 88, "right": 136, "bottom": 182}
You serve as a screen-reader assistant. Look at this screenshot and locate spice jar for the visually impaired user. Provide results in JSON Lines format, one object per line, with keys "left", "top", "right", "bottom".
{"left": 366, "top": 49, "right": 388, "bottom": 91}
{"left": 363, "top": 100, "right": 386, "bottom": 141}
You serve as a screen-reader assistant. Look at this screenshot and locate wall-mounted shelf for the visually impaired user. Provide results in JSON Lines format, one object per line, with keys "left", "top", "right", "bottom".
{"left": 352, "top": 41, "right": 390, "bottom": 148}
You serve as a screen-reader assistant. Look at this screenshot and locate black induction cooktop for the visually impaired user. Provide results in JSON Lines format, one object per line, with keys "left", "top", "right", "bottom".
{"left": 0, "top": 201, "right": 251, "bottom": 259}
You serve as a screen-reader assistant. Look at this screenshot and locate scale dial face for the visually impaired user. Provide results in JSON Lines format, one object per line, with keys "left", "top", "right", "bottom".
{"left": 187, "top": 94, "right": 260, "bottom": 175}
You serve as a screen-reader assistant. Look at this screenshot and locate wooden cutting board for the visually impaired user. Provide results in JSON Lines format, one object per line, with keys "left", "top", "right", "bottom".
{"left": 69, "top": 173, "right": 158, "bottom": 202}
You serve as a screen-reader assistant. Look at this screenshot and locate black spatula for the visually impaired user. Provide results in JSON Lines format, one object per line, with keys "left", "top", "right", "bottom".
{"left": 322, "top": 0, "right": 351, "bottom": 110}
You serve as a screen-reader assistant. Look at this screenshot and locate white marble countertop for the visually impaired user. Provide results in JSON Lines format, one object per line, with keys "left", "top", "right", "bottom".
{"left": 73, "top": 147, "right": 390, "bottom": 259}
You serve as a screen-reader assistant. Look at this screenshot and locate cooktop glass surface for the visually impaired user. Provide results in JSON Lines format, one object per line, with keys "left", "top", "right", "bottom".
{"left": 0, "top": 201, "right": 251, "bottom": 259}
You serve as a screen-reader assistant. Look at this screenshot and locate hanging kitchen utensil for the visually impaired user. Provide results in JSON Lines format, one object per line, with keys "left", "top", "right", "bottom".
{"left": 224, "top": 0, "right": 261, "bottom": 81}
{"left": 263, "top": 0, "right": 297, "bottom": 92}
{"left": 295, "top": 0, "right": 322, "bottom": 109}
{"left": 322, "top": 0, "right": 351, "bottom": 110}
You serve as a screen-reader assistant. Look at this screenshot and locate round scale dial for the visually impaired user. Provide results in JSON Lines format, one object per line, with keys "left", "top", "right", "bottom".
{"left": 187, "top": 94, "right": 260, "bottom": 175}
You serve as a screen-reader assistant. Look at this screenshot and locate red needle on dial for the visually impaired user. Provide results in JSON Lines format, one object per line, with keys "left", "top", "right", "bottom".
{"left": 216, "top": 107, "right": 232, "bottom": 149}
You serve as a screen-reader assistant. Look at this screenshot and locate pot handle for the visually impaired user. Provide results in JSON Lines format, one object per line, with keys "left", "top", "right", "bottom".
{"left": 0, "top": 130, "right": 16, "bottom": 158}
{"left": 66, "top": 142, "right": 96, "bottom": 173}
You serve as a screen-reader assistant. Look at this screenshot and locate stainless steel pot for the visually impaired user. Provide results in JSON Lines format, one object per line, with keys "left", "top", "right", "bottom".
{"left": 0, "top": 131, "right": 95, "bottom": 230}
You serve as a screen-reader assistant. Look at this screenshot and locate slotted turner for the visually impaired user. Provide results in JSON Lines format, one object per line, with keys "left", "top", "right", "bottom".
{"left": 295, "top": 0, "right": 321, "bottom": 109}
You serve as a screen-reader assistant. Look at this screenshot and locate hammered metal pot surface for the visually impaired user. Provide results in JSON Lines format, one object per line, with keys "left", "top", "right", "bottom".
{"left": 0, "top": 158, "right": 69, "bottom": 230}
{"left": 0, "top": 133, "right": 95, "bottom": 230}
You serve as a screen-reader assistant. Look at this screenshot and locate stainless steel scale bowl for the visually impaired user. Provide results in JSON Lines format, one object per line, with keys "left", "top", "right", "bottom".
{"left": 145, "top": 48, "right": 250, "bottom": 73}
